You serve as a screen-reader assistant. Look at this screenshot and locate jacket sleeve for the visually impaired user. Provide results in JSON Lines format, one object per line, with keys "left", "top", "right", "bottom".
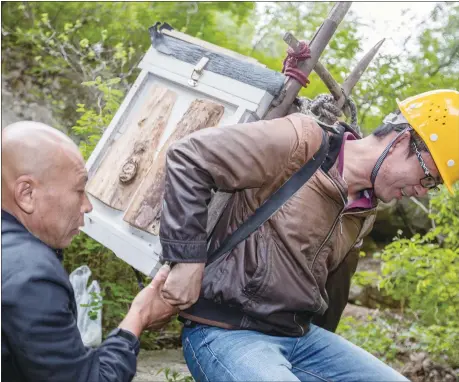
{"left": 3, "top": 262, "right": 139, "bottom": 382}
{"left": 312, "top": 244, "right": 361, "bottom": 332}
{"left": 159, "top": 114, "right": 323, "bottom": 263}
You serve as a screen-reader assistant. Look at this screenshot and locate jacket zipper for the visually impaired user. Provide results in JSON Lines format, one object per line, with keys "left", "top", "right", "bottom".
{"left": 338, "top": 205, "right": 379, "bottom": 234}
{"left": 294, "top": 171, "right": 346, "bottom": 331}
{"left": 310, "top": 170, "right": 347, "bottom": 269}
{"left": 312, "top": 176, "right": 380, "bottom": 268}
{"left": 293, "top": 172, "right": 377, "bottom": 333}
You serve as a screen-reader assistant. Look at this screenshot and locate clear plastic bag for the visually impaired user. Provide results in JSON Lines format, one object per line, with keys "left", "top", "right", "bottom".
{"left": 69, "top": 265, "right": 102, "bottom": 347}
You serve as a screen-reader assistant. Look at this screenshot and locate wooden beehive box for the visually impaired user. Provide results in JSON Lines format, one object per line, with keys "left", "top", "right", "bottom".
{"left": 82, "top": 23, "right": 286, "bottom": 276}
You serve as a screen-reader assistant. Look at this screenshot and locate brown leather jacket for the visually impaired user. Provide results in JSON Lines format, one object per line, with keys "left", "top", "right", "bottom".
{"left": 159, "top": 113, "right": 377, "bottom": 336}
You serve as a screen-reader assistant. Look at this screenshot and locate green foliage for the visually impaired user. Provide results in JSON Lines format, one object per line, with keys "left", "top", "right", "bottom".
{"left": 158, "top": 368, "right": 194, "bottom": 382}
{"left": 408, "top": 323, "right": 459, "bottom": 365}
{"left": 2, "top": 6, "right": 134, "bottom": 129}
{"left": 376, "top": 186, "right": 459, "bottom": 365}
{"left": 1, "top": 2, "right": 255, "bottom": 130}
{"left": 341, "top": 186, "right": 459, "bottom": 367}
{"left": 338, "top": 310, "right": 459, "bottom": 369}
{"left": 379, "top": 186, "right": 459, "bottom": 323}
{"left": 337, "top": 315, "right": 401, "bottom": 364}
{"left": 339, "top": 308, "right": 459, "bottom": 368}
{"left": 356, "top": 2, "right": 459, "bottom": 131}
{"left": 80, "top": 291, "right": 103, "bottom": 320}
{"left": 72, "top": 76, "right": 124, "bottom": 159}
{"left": 427, "top": 184, "right": 459, "bottom": 248}
{"left": 352, "top": 269, "right": 379, "bottom": 288}
{"left": 379, "top": 235, "right": 459, "bottom": 323}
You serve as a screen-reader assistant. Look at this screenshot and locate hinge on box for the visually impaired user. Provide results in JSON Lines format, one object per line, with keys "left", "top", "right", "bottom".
{"left": 188, "top": 57, "right": 209, "bottom": 87}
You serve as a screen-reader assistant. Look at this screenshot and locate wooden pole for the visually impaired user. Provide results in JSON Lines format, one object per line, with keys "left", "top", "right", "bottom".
{"left": 341, "top": 38, "right": 386, "bottom": 101}
{"left": 264, "top": 2, "right": 352, "bottom": 120}
{"left": 315, "top": 38, "right": 386, "bottom": 111}
{"left": 314, "top": 61, "right": 344, "bottom": 103}
{"left": 281, "top": 32, "right": 385, "bottom": 118}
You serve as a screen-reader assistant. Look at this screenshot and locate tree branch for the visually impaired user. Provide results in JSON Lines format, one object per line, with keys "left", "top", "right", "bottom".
{"left": 428, "top": 44, "right": 459, "bottom": 77}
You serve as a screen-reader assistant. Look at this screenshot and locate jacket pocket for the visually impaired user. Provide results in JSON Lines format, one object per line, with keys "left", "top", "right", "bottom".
{"left": 201, "top": 230, "right": 272, "bottom": 309}
{"left": 242, "top": 232, "right": 270, "bottom": 299}
{"left": 240, "top": 230, "right": 277, "bottom": 316}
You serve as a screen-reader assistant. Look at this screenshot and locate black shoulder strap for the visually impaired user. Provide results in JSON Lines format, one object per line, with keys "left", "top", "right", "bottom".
{"left": 320, "top": 122, "right": 345, "bottom": 172}
{"left": 207, "top": 128, "right": 340, "bottom": 265}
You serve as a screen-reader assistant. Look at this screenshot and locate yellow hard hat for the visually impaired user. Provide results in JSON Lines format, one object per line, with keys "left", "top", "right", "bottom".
{"left": 397, "top": 89, "right": 459, "bottom": 194}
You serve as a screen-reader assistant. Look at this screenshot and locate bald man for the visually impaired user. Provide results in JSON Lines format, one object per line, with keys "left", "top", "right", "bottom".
{"left": 1, "top": 121, "right": 178, "bottom": 382}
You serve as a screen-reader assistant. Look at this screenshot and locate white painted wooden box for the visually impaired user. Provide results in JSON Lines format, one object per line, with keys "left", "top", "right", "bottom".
{"left": 81, "top": 24, "right": 285, "bottom": 276}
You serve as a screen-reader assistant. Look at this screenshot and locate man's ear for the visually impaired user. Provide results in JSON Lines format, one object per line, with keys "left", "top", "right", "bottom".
{"left": 14, "top": 175, "right": 37, "bottom": 214}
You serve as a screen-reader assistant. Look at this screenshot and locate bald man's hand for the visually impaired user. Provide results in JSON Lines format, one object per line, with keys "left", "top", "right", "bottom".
{"left": 119, "top": 264, "right": 179, "bottom": 337}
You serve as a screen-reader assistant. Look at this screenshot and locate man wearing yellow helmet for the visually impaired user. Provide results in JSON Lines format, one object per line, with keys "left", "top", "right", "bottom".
{"left": 157, "top": 89, "right": 457, "bottom": 382}
{"left": 398, "top": 89, "right": 459, "bottom": 194}
{"left": 370, "top": 89, "right": 458, "bottom": 200}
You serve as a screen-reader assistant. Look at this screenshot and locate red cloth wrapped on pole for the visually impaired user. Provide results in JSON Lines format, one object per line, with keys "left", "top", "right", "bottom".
{"left": 282, "top": 41, "right": 311, "bottom": 87}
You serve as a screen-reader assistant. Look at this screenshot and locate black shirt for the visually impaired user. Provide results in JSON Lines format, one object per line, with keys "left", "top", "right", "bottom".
{"left": 1, "top": 210, "right": 140, "bottom": 381}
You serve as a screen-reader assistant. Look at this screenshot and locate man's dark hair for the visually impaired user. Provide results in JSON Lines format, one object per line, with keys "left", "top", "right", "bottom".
{"left": 372, "top": 110, "right": 428, "bottom": 156}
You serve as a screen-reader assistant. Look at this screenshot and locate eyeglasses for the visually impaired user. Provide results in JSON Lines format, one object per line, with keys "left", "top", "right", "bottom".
{"left": 411, "top": 139, "right": 442, "bottom": 190}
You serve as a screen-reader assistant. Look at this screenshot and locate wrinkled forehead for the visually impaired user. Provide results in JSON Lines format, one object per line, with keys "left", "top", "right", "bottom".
{"left": 52, "top": 145, "right": 87, "bottom": 184}
{"left": 70, "top": 154, "right": 88, "bottom": 185}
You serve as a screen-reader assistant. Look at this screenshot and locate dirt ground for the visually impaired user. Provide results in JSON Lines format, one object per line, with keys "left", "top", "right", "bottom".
{"left": 133, "top": 348, "right": 191, "bottom": 382}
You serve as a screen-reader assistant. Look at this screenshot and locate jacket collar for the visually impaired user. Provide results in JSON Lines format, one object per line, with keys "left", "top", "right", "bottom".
{"left": 323, "top": 133, "right": 379, "bottom": 211}
{"left": 1, "top": 209, "right": 64, "bottom": 261}
{"left": 1, "top": 209, "right": 21, "bottom": 225}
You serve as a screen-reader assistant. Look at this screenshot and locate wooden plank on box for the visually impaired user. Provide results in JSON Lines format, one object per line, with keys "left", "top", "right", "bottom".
{"left": 124, "top": 99, "right": 224, "bottom": 234}
{"left": 86, "top": 86, "right": 177, "bottom": 210}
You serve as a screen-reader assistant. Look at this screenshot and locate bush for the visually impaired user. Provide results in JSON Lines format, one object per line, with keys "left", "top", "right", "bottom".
{"left": 337, "top": 315, "right": 402, "bottom": 364}
{"left": 378, "top": 186, "right": 459, "bottom": 366}
{"left": 339, "top": 186, "right": 459, "bottom": 368}
{"left": 72, "top": 76, "right": 124, "bottom": 159}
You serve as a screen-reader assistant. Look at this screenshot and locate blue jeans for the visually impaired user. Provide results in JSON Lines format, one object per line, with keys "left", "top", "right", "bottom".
{"left": 182, "top": 324, "right": 408, "bottom": 382}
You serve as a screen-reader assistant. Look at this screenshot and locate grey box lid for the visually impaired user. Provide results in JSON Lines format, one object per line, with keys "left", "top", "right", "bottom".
{"left": 149, "top": 22, "right": 285, "bottom": 97}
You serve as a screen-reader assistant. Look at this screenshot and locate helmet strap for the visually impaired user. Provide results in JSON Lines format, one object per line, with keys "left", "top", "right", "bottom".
{"left": 370, "top": 127, "right": 411, "bottom": 189}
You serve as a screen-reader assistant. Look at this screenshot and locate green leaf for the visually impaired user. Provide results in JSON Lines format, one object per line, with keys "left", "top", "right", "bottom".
{"left": 79, "top": 38, "right": 89, "bottom": 49}
{"left": 40, "top": 13, "right": 49, "bottom": 24}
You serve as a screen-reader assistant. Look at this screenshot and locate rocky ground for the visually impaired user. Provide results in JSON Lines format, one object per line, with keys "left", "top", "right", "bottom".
{"left": 133, "top": 343, "right": 458, "bottom": 382}
{"left": 133, "top": 349, "right": 190, "bottom": 382}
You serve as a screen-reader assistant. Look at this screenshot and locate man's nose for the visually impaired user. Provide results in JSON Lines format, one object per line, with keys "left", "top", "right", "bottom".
{"left": 414, "top": 184, "right": 429, "bottom": 197}
{"left": 82, "top": 192, "right": 93, "bottom": 214}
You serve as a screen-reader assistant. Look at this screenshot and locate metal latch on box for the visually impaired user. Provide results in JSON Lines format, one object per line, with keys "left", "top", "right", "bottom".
{"left": 188, "top": 57, "right": 209, "bottom": 87}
